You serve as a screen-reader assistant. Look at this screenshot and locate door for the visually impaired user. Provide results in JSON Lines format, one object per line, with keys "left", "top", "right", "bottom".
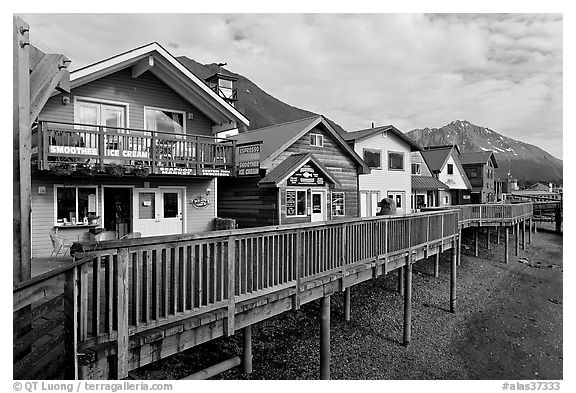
{"left": 370, "top": 191, "right": 380, "bottom": 216}
{"left": 311, "top": 191, "right": 326, "bottom": 222}
{"left": 360, "top": 192, "right": 368, "bottom": 218}
{"left": 76, "top": 101, "right": 126, "bottom": 151}
{"left": 132, "top": 188, "right": 184, "bottom": 237}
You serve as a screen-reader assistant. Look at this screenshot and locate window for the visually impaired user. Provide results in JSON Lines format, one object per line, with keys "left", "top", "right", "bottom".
{"left": 411, "top": 163, "right": 421, "bottom": 175}
{"left": 444, "top": 195, "right": 449, "bottom": 204}
{"left": 363, "top": 149, "right": 382, "bottom": 169}
{"left": 55, "top": 186, "right": 97, "bottom": 225}
{"left": 388, "top": 152, "right": 404, "bottom": 170}
{"left": 309, "top": 133, "right": 324, "bottom": 147}
{"left": 286, "top": 190, "right": 307, "bottom": 217}
{"left": 145, "top": 107, "right": 185, "bottom": 134}
{"left": 447, "top": 164, "right": 454, "bottom": 175}
{"left": 388, "top": 193, "right": 403, "bottom": 208}
{"left": 468, "top": 168, "right": 478, "bottom": 178}
{"left": 331, "top": 192, "right": 345, "bottom": 216}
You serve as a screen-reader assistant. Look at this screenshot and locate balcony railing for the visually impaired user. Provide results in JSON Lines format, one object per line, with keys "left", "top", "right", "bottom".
{"left": 35, "top": 121, "right": 236, "bottom": 177}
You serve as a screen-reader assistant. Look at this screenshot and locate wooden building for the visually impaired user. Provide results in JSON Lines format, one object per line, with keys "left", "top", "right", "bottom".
{"left": 410, "top": 151, "right": 449, "bottom": 211}
{"left": 420, "top": 145, "right": 472, "bottom": 205}
{"left": 217, "top": 116, "right": 370, "bottom": 227}
{"left": 30, "top": 42, "right": 250, "bottom": 258}
{"left": 459, "top": 151, "right": 499, "bottom": 203}
{"left": 343, "top": 125, "right": 421, "bottom": 216}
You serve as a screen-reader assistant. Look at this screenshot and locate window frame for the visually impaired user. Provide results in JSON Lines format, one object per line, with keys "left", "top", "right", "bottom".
{"left": 447, "top": 163, "right": 454, "bottom": 175}
{"left": 363, "top": 148, "right": 382, "bottom": 169}
{"left": 309, "top": 133, "right": 324, "bottom": 147}
{"left": 53, "top": 185, "right": 99, "bottom": 226}
{"left": 331, "top": 191, "right": 346, "bottom": 217}
{"left": 144, "top": 106, "right": 187, "bottom": 135}
{"left": 388, "top": 151, "right": 405, "bottom": 171}
{"left": 411, "top": 163, "right": 421, "bottom": 175}
{"left": 285, "top": 189, "right": 308, "bottom": 218}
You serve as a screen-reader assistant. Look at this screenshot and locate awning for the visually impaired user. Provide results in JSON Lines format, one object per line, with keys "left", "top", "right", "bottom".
{"left": 411, "top": 175, "right": 448, "bottom": 191}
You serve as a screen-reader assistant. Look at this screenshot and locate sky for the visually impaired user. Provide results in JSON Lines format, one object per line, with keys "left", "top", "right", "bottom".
{"left": 19, "top": 12, "right": 563, "bottom": 159}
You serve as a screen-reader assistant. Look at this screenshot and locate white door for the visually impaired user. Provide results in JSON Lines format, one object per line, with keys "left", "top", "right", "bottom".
{"left": 132, "top": 188, "right": 183, "bottom": 237}
{"left": 311, "top": 191, "right": 326, "bottom": 222}
{"left": 360, "top": 192, "right": 368, "bottom": 218}
{"left": 370, "top": 192, "right": 380, "bottom": 216}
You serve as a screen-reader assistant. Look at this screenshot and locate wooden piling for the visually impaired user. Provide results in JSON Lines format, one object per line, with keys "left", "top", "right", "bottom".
{"left": 398, "top": 266, "right": 404, "bottom": 296}
{"left": 320, "top": 295, "right": 331, "bottom": 380}
{"left": 403, "top": 261, "right": 412, "bottom": 346}
{"left": 457, "top": 229, "right": 462, "bottom": 266}
{"left": 486, "top": 227, "right": 491, "bottom": 250}
{"left": 434, "top": 253, "right": 440, "bottom": 278}
{"left": 504, "top": 226, "right": 509, "bottom": 264}
{"left": 555, "top": 208, "right": 562, "bottom": 233}
{"left": 474, "top": 228, "right": 479, "bottom": 257}
{"left": 116, "top": 248, "right": 130, "bottom": 379}
{"left": 344, "top": 287, "right": 351, "bottom": 321}
{"left": 521, "top": 220, "right": 526, "bottom": 250}
{"left": 450, "top": 243, "right": 457, "bottom": 313}
{"left": 243, "top": 326, "right": 252, "bottom": 374}
{"left": 528, "top": 218, "right": 532, "bottom": 244}
{"left": 515, "top": 222, "right": 519, "bottom": 256}
{"left": 497, "top": 227, "right": 501, "bottom": 245}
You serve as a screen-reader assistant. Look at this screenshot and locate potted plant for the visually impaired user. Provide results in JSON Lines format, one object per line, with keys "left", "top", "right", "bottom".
{"left": 105, "top": 163, "right": 125, "bottom": 177}
{"left": 132, "top": 161, "right": 151, "bottom": 178}
{"left": 87, "top": 213, "right": 100, "bottom": 225}
{"left": 49, "top": 162, "right": 74, "bottom": 176}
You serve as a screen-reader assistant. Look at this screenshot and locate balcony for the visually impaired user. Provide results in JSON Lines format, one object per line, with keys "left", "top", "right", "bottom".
{"left": 34, "top": 121, "right": 236, "bottom": 177}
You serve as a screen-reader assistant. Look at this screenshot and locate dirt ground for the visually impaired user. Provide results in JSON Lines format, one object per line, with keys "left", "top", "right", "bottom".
{"left": 130, "top": 223, "right": 563, "bottom": 380}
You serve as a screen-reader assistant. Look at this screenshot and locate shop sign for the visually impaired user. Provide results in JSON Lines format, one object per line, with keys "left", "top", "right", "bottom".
{"left": 191, "top": 193, "right": 210, "bottom": 209}
{"left": 288, "top": 164, "right": 326, "bottom": 186}
{"left": 237, "top": 143, "right": 261, "bottom": 176}
{"left": 49, "top": 145, "right": 98, "bottom": 156}
{"left": 157, "top": 167, "right": 196, "bottom": 176}
{"left": 200, "top": 168, "right": 231, "bottom": 177}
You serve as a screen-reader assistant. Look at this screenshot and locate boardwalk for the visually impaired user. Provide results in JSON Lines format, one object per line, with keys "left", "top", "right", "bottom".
{"left": 14, "top": 202, "right": 533, "bottom": 380}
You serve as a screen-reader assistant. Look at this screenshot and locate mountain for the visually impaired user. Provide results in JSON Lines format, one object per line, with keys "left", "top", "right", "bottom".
{"left": 177, "top": 56, "right": 345, "bottom": 134}
{"left": 407, "top": 120, "right": 563, "bottom": 186}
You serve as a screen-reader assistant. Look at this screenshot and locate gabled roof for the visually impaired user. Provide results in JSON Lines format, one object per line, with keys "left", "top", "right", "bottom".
{"left": 258, "top": 153, "right": 341, "bottom": 188}
{"left": 233, "top": 115, "right": 370, "bottom": 173}
{"left": 421, "top": 146, "right": 472, "bottom": 190}
{"left": 411, "top": 176, "right": 449, "bottom": 191}
{"left": 343, "top": 125, "right": 422, "bottom": 151}
{"left": 459, "top": 151, "right": 499, "bottom": 168}
{"left": 65, "top": 42, "right": 249, "bottom": 128}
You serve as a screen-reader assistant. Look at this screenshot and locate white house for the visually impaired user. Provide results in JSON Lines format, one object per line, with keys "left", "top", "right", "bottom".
{"left": 343, "top": 125, "right": 421, "bottom": 215}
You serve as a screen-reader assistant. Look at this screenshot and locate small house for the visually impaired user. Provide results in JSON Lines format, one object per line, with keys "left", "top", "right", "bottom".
{"left": 459, "top": 151, "right": 499, "bottom": 203}
{"left": 410, "top": 151, "right": 449, "bottom": 211}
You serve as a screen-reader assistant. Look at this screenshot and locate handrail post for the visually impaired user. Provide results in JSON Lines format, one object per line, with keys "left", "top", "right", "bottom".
{"left": 225, "top": 237, "right": 237, "bottom": 336}
{"left": 64, "top": 265, "right": 79, "bottom": 379}
{"left": 151, "top": 132, "right": 156, "bottom": 173}
{"left": 293, "top": 230, "right": 302, "bottom": 310}
{"left": 195, "top": 136, "right": 201, "bottom": 175}
{"left": 98, "top": 126, "right": 105, "bottom": 166}
{"left": 116, "top": 247, "right": 130, "bottom": 379}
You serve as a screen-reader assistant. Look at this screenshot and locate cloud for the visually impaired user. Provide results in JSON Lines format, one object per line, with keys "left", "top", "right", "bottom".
{"left": 20, "top": 13, "right": 563, "bottom": 158}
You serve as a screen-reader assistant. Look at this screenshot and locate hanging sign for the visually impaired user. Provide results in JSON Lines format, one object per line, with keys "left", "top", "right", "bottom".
{"left": 287, "top": 164, "right": 326, "bottom": 186}
{"left": 236, "top": 143, "right": 261, "bottom": 176}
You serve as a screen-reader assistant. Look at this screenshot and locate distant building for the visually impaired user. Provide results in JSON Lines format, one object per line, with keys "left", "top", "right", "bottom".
{"left": 420, "top": 145, "right": 472, "bottom": 205}
{"left": 410, "top": 151, "right": 449, "bottom": 211}
{"left": 343, "top": 125, "right": 421, "bottom": 215}
{"left": 460, "top": 151, "right": 499, "bottom": 203}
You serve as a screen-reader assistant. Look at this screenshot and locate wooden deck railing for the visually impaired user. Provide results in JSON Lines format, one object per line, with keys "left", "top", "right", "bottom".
{"left": 14, "top": 204, "right": 531, "bottom": 379}
{"left": 422, "top": 202, "right": 533, "bottom": 226}
{"left": 34, "top": 121, "right": 236, "bottom": 176}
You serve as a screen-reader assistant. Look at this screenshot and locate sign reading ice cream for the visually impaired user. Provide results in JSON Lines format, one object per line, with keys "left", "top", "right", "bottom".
{"left": 49, "top": 145, "right": 149, "bottom": 158}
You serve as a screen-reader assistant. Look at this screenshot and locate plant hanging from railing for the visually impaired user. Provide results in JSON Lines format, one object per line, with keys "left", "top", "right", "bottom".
{"left": 105, "top": 163, "right": 126, "bottom": 177}
{"left": 49, "top": 162, "right": 74, "bottom": 176}
{"left": 73, "top": 163, "right": 97, "bottom": 177}
{"left": 131, "top": 161, "right": 151, "bottom": 178}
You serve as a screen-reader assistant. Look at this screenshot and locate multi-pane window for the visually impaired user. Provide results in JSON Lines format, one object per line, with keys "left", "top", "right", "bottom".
{"left": 411, "top": 163, "right": 421, "bottom": 175}
{"left": 331, "top": 192, "right": 345, "bottom": 216}
{"left": 447, "top": 164, "right": 454, "bottom": 175}
{"left": 363, "top": 149, "right": 382, "bottom": 169}
{"left": 286, "top": 190, "right": 307, "bottom": 217}
{"left": 55, "top": 186, "right": 97, "bottom": 225}
{"left": 388, "top": 152, "right": 404, "bottom": 170}
{"left": 145, "top": 107, "right": 185, "bottom": 134}
{"left": 309, "top": 133, "right": 324, "bottom": 147}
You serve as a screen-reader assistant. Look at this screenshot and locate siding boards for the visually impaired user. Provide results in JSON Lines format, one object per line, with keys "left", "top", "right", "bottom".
{"left": 39, "top": 68, "right": 214, "bottom": 136}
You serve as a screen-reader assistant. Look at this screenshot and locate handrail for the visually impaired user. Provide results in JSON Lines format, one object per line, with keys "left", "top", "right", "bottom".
{"left": 39, "top": 120, "right": 236, "bottom": 143}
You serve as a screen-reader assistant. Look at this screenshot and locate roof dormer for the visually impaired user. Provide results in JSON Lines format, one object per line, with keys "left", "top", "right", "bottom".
{"left": 205, "top": 72, "right": 238, "bottom": 107}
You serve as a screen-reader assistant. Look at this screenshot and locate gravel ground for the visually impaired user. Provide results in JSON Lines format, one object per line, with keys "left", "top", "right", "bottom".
{"left": 130, "top": 224, "right": 563, "bottom": 380}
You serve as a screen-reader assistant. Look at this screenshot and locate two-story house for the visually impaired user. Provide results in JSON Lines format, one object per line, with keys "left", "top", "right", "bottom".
{"left": 420, "top": 145, "right": 472, "bottom": 205}
{"left": 410, "top": 151, "right": 449, "bottom": 211}
{"left": 343, "top": 125, "right": 421, "bottom": 216}
{"left": 31, "top": 43, "right": 250, "bottom": 258}
{"left": 459, "top": 151, "right": 499, "bottom": 203}
{"left": 217, "top": 116, "right": 370, "bottom": 227}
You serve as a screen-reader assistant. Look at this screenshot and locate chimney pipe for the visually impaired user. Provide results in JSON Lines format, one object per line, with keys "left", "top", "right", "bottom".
{"left": 371, "top": 122, "right": 374, "bottom": 129}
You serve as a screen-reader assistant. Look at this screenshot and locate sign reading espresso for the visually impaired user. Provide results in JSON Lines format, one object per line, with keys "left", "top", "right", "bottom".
{"left": 236, "top": 143, "right": 261, "bottom": 176}
{"left": 287, "top": 164, "right": 326, "bottom": 186}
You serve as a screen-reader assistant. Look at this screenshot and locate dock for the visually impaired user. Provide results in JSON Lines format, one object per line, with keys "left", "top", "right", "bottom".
{"left": 14, "top": 202, "right": 535, "bottom": 380}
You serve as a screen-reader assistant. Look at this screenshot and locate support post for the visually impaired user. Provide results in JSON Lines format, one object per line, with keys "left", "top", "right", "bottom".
{"left": 450, "top": 242, "right": 457, "bottom": 313}
{"left": 528, "top": 218, "right": 532, "bottom": 244}
{"left": 474, "top": 227, "right": 479, "bottom": 257}
{"left": 243, "top": 326, "right": 252, "bottom": 374}
{"left": 515, "top": 222, "right": 519, "bottom": 257}
{"left": 434, "top": 252, "right": 440, "bottom": 278}
{"left": 344, "top": 287, "right": 351, "bottom": 321}
{"left": 534, "top": 218, "right": 538, "bottom": 233}
{"left": 521, "top": 220, "right": 526, "bottom": 250}
{"left": 504, "top": 226, "right": 509, "bottom": 264}
{"left": 555, "top": 208, "right": 562, "bottom": 233}
{"left": 320, "top": 295, "right": 331, "bottom": 380}
{"left": 457, "top": 229, "right": 462, "bottom": 266}
{"left": 64, "top": 266, "right": 79, "bottom": 379}
{"left": 398, "top": 265, "right": 404, "bottom": 296}
{"left": 403, "top": 258, "right": 412, "bottom": 346}
{"left": 486, "top": 227, "right": 491, "bottom": 250}
{"left": 116, "top": 247, "right": 130, "bottom": 379}
{"left": 497, "top": 227, "right": 501, "bottom": 245}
